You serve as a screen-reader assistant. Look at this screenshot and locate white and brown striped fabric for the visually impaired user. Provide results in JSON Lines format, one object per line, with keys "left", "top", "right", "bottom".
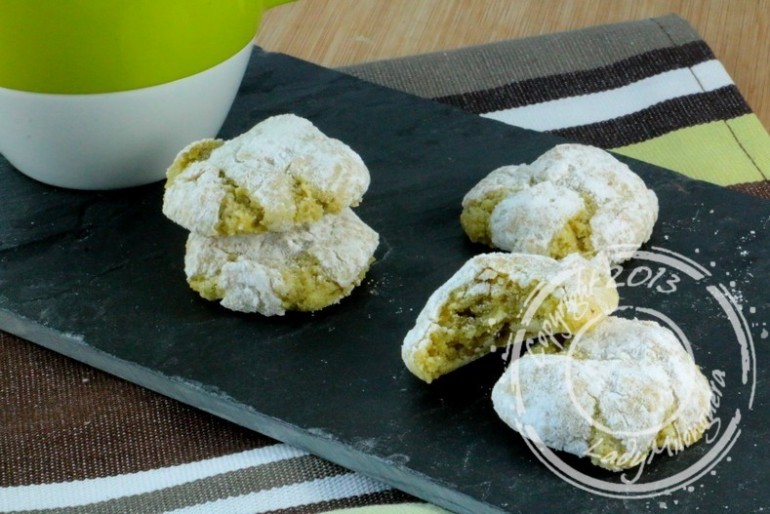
{"left": 2, "top": 14, "right": 768, "bottom": 514}
{"left": 342, "top": 14, "right": 769, "bottom": 192}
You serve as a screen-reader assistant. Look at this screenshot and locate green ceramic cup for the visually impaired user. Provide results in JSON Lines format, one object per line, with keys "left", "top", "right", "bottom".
{"left": 0, "top": 0, "right": 292, "bottom": 94}
{"left": 0, "top": 0, "right": 294, "bottom": 189}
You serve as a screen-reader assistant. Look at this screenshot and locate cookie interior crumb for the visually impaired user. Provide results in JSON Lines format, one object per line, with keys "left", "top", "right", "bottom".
{"left": 166, "top": 139, "right": 224, "bottom": 184}
{"left": 214, "top": 167, "right": 347, "bottom": 236}
{"left": 216, "top": 172, "right": 266, "bottom": 235}
{"left": 187, "top": 273, "right": 224, "bottom": 301}
{"left": 411, "top": 273, "right": 564, "bottom": 382}
{"left": 276, "top": 255, "right": 373, "bottom": 312}
{"left": 287, "top": 171, "right": 350, "bottom": 221}
{"left": 546, "top": 196, "right": 596, "bottom": 259}
{"left": 404, "top": 253, "right": 619, "bottom": 383}
{"left": 460, "top": 189, "right": 514, "bottom": 245}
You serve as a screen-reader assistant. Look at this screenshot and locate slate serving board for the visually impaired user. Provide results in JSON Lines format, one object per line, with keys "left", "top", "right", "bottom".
{"left": 1, "top": 48, "right": 769, "bottom": 513}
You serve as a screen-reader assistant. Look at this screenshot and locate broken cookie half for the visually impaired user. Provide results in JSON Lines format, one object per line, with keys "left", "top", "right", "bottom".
{"left": 491, "top": 316, "right": 712, "bottom": 471}
{"left": 401, "top": 252, "right": 618, "bottom": 383}
{"left": 163, "top": 114, "right": 371, "bottom": 236}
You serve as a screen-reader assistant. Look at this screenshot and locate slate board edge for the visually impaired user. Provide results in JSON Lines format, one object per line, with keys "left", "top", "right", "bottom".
{"left": 0, "top": 307, "right": 507, "bottom": 514}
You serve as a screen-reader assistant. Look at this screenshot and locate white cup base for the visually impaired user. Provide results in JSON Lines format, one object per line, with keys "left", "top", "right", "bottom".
{"left": 0, "top": 43, "right": 253, "bottom": 190}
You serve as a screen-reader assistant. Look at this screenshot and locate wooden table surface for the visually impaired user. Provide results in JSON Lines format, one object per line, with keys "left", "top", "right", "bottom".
{"left": 256, "top": 0, "right": 770, "bottom": 130}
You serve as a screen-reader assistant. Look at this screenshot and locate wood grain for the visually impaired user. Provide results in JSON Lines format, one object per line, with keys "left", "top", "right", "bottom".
{"left": 256, "top": 0, "right": 770, "bottom": 130}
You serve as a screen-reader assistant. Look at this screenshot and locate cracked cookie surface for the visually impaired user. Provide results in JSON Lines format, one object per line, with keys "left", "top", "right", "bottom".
{"left": 461, "top": 144, "right": 658, "bottom": 264}
{"left": 401, "top": 252, "right": 618, "bottom": 383}
{"left": 491, "top": 316, "right": 712, "bottom": 471}
{"left": 184, "top": 208, "right": 379, "bottom": 315}
{"left": 163, "top": 114, "right": 371, "bottom": 236}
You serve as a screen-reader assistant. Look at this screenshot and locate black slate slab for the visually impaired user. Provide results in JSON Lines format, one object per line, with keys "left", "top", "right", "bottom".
{"left": 1, "top": 48, "right": 769, "bottom": 513}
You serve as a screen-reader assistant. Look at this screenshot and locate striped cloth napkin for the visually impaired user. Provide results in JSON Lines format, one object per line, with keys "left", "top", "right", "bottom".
{"left": 1, "top": 14, "right": 768, "bottom": 514}
{"left": 342, "top": 14, "right": 769, "bottom": 196}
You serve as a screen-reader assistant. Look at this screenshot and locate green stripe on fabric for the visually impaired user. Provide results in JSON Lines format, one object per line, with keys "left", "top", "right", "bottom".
{"left": 725, "top": 115, "right": 770, "bottom": 179}
{"left": 611, "top": 115, "right": 769, "bottom": 186}
{"left": 325, "top": 503, "right": 450, "bottom": 514}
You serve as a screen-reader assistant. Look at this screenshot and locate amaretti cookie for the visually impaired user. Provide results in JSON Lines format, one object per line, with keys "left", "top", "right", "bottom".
{"left": 401, "top": 252, "right": 618, "bottom": 383}
{"left": 491, "top": 316, "right": 712, "bottom": 471}
{"left": 184, "top": 208, "right": 379, "bottom": 315}
{"left": 460, "top": 144, "right": 658, "bottom": 264}
{"left": 163, "top": 114, "right": 371, "bottom": 236}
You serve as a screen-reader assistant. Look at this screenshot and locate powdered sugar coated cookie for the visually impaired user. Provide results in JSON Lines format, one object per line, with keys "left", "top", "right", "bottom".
{"left": 461, "top": 144, "right": 658, "bottom": 263}
{"left": 492, "top": 316, "right": 712, "bottom": 471}
{"left": 184, "top": 208, "right": 379, "bottom": 315}
{"left": 163, "top": 114, "right": 370, "bottom": 236}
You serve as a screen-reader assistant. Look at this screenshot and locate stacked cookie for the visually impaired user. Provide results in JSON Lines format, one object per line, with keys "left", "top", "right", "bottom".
{"left": 162, "top": 114, "right": 379, "bottom": 315}
{"left": 402, "top": 144, "right": 712, "bottom": 471}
